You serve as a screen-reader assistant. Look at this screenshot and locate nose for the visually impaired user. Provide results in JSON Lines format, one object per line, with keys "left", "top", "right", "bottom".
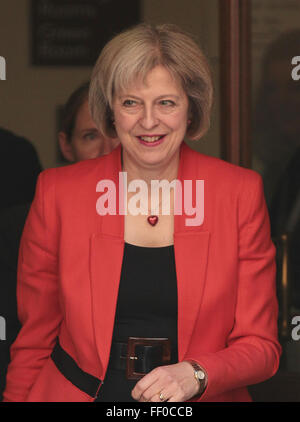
{"left": 139, "top": 105, "right": 159, "bottom": 129}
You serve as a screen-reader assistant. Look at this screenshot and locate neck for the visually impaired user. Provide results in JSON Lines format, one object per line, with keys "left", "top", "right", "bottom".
{"left": 121, "top": 149, "right": 180, "bottom": 187}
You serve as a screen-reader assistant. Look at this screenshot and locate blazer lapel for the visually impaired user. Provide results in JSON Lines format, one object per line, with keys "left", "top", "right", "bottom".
{"left": 174, "top": 143, "right": 210, "bottom": 361}
{"left": 89, "top": 146, "right": 125, "bottom": 377}
{"left": 90, "top": 233, "right": 124, "bottom": 377}
{"left": 174, "top": 231, "right": 210, "bottom": 361}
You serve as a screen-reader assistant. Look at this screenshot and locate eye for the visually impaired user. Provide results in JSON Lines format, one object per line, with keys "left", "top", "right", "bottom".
{"left": 83, "top": 131, "right": 98, "bottom": 140}
{"left": 122, "top": 99, "right": 137, "bottom": 107}
{"left": 159, "top": 99, "right": 176, "bottom": 107}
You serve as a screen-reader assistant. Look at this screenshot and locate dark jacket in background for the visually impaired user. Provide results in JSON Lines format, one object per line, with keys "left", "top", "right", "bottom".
{"left": 0, "top": 127, "right": 42, "bottom": 210}
{"left": 0, "top": 203, "right": 30, "bottom": 400}
{"left": 270, "top": 147, "right": 300, "bottom": 308}
{"left": 0, "top": 127, "right": 41, "bottom": 399}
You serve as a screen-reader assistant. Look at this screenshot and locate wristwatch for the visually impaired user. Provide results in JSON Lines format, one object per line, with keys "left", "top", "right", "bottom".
{"left": 184, "top": 360, "right": 208, "bottom": 397}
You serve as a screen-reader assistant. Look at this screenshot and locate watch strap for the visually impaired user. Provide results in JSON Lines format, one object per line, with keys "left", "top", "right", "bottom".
{"left": 184, "top": 360, "right": 207, "bottom": 397}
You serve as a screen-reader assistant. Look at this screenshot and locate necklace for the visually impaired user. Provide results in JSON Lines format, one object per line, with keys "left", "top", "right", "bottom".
{"left": 121, "top": 152, "right": 174, "bottom": 227}
{"left": 147, "top": 215, "right": 159, "bottom": 226}
{"left": 146, "top": 191, "right": 174, "bottom": 227}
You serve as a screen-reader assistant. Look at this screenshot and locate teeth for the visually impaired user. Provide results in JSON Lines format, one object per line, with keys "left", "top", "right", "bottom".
{"left": 140, "top": 136, "right": 162, "bottom": 142}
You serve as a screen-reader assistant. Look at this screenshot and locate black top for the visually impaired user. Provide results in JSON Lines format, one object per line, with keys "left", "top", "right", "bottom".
{"left": 96, "top": 242, "right": 178, "bottom": 402}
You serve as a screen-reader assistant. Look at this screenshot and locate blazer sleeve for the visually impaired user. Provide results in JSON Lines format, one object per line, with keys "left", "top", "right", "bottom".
{"left": 184, "top": 172, "right": 282, "bottom": 400}
{"left": 2, "top": 170, "right": 62, "bottom": 402}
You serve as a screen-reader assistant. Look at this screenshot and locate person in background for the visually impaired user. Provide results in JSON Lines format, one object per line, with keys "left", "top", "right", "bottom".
{"left": 0, "top": 82, "right": 118, "bottom": 400}
{"left": 0, "top": 127, "right": 42, "bottom": 399}
{"left": 58, "top": 81, "right": 119, "bottom": 163}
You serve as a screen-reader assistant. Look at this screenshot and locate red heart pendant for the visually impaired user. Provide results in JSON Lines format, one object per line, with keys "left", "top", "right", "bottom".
{"left": 147, "top": 215, "right": 158, "bottom": 226}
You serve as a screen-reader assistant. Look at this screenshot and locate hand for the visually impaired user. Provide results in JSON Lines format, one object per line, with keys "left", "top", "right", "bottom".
{"left": 131, "top": 361, "right": 200, "bottom": 402}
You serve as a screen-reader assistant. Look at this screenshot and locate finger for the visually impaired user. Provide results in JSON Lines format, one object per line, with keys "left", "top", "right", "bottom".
{"left": 145, "top": 381, "right": 178, "bottom": 403}
{"left": 131, "top": 371, "right": 160, "bottom": 401}
{"left": 151, "top": 390, "right": 170, "bottom": 402}
{"left": 137, "top": 380, "right": 165, "bottom": 402}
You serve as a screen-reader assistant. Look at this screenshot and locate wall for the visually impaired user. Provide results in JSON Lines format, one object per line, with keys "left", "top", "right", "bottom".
{"left": 0, "top": 0, "right": 92, "bottom": 169}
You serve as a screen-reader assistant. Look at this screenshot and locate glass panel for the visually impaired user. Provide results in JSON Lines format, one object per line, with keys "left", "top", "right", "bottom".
{"left": 251, "top": 0, "right": 300, "bottom": 372}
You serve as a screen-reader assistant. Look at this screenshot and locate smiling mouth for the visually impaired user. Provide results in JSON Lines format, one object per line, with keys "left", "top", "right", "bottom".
{"left": 138, "top": 135, "right": 165, "bottom": 143}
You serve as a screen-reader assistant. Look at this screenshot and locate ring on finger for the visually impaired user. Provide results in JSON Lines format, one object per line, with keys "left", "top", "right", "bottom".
{"left": 159, "top": 392, "right": 166, "bottom": 401}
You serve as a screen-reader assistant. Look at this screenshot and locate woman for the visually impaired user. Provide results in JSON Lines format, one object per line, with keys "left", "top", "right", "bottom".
{"left": 58, "top": 82, "right": 119, "bottom": 162}
{"left": 3, "top": 24, "right": 281, "bottom": 402}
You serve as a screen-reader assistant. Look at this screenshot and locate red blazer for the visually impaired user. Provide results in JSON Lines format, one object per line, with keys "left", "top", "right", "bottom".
{"left": 3, "top": 143, "right": 281, "bottom": 402}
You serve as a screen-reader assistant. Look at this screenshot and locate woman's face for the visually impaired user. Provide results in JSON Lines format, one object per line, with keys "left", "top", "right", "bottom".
{"left": 59, "top": 100, "right": 119, "bottom": 162}
{"left": 112, "top": 65, "right": 189, "bottom": 172}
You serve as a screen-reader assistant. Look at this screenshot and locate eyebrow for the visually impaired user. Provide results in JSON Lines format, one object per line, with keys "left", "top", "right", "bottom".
{"left": 118, "top": 94, "right": 181, "bottom": 100}
{"left": 79, "top": 128, "right": 99, "bottom": 134}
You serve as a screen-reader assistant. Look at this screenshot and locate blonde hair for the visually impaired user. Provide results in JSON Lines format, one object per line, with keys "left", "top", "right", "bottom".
{"left": 89, "top": 23, "right": 213, "bottom": 140}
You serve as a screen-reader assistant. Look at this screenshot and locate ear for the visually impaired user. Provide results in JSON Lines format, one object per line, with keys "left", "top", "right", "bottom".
{"left": 58, "top": 132, "right": 75, "bottom": 162}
